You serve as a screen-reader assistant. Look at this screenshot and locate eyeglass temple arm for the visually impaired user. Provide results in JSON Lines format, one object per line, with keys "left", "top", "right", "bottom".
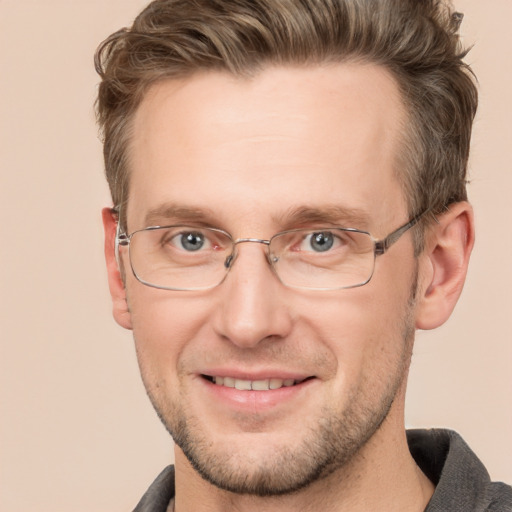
{"left": 374, "top": 212, "right": 427, "bottom": 256}
{"left": 111, "top": 207, "right": 129, "bottom": 271}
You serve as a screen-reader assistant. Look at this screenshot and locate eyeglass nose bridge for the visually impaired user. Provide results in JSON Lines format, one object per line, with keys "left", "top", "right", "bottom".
{"left": 223, "top": 237, "right": 272, "bottom": 270}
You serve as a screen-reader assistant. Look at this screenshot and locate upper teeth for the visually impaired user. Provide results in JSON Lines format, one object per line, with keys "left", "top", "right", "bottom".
{"left": 213, "top": 377, "right": 296, "bottom": 390}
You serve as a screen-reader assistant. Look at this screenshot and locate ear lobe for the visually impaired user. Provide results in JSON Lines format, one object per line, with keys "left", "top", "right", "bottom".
{"left": 102, "top": 207, "right": 133, "bottom": 330}
{"left": 415, "top": 202, "right": 475, "bottom": 330}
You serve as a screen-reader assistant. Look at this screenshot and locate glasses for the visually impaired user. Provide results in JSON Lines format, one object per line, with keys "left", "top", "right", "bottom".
{"left": 115, "top": 212, "right": 425, "bottom": 291}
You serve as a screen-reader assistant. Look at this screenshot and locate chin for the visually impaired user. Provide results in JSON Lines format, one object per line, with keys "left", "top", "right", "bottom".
{"left": 163, "top": 396, "right": 396, "bottom": 496}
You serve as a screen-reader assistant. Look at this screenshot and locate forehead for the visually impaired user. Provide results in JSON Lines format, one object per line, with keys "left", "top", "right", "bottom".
{"left": 127, "top": 64, "right": 407, "bottom": 233}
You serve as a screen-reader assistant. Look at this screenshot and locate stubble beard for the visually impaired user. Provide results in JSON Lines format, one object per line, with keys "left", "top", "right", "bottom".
{"left": 168, "top": 376, "right": 410, "bottom": 497}
{"left": 139, "top": 278, "right": 418, "bottom": 497}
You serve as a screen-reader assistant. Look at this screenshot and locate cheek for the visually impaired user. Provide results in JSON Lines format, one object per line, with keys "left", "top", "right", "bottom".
{"left": 127, "top": 285, "right": 215, "bottom": 378}
{"left": 298, "top": 275, "right": 414, "bottom": 380}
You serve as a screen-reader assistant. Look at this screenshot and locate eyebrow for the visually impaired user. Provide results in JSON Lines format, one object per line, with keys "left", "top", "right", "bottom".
{"left": 143, "top": 203, "right": 218, "bottom": 227}
{"left": 275, "top": 205, "right": 372, "bottom": 230}
{"left": 141, "top": 202, "right": 372, "bottom": 232}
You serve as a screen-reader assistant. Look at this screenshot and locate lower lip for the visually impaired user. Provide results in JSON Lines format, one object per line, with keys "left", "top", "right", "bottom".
{"left": 199, "top": 376, "right": 316, "bottom": 412}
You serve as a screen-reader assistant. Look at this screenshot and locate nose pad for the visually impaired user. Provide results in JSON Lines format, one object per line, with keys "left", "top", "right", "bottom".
{"left": 224, "top": 242, "right": 277, "bottom": 272}
{"left": 224, "top": 250, "right": 238, "bottom": 269}
{"left": 268, "top": 251, "right": 279, "bottom": 264}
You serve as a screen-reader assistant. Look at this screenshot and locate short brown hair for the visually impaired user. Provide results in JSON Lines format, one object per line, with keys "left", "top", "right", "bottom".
{"left": 95, "top": 0, "right": 477, "bottom": 234}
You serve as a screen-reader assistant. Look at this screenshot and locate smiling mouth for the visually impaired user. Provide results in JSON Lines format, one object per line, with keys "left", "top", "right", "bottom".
{"left": 202, "top": 375, "right": 313, "bottom": 391}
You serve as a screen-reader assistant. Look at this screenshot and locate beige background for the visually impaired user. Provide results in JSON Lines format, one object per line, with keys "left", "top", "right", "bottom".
{"left": 1, "top": 1, "right": 510, "bottom": 510}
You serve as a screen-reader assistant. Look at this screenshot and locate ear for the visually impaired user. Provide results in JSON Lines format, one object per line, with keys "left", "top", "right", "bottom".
{"left": 102, "top": 207, "right": 133, "bottom": 330}
{"left": 415, "top": 202, "right": 475, "bottom": 330}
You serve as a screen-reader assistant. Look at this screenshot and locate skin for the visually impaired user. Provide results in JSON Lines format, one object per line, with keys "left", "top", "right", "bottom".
{"left": 103, "top": 63, "right": 474, "bottom": 511}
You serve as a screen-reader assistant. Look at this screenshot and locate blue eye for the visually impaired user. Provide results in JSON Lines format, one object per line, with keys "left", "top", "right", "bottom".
{"left": 178, "top": 232, "right": 205, "bottom": 251}
{"left": 309, "top": 232, "right": 334, "bottom": 252}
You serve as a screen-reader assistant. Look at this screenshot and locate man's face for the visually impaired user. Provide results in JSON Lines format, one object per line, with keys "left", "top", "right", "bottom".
{"left": 120, "top": 64, "right": 420, "bottom": 495}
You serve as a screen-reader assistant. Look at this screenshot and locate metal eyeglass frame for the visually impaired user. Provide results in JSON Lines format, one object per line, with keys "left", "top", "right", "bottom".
{"left": 113, "top": 207, "right": 427, "bottom": 291}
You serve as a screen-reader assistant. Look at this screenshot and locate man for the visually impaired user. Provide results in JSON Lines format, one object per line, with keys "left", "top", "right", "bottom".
{"left": 95, "top": 0, "right": 512, "bottom": 510}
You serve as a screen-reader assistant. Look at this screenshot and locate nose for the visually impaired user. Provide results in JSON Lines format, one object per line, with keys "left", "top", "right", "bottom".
{"left": 212, "top": 242, "right": 293, "bottom": 349}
